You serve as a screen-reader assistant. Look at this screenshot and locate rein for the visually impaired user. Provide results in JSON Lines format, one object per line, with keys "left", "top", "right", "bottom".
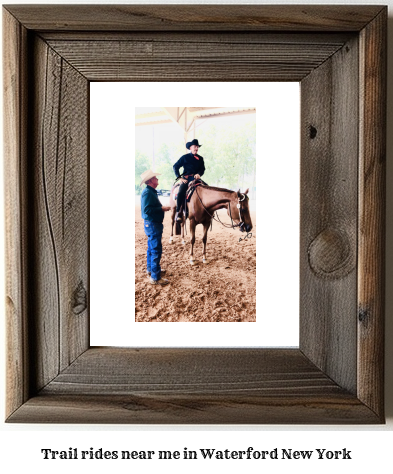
{"left": 195, "top": 186, "right": 248, "bottom": 230}
{"left": 172, "top": 172, "right": 188, "bottom": 186}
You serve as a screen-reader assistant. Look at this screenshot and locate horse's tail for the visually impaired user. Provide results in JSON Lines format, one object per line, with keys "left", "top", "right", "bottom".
{"left": 169, "top": 183, "right": 179, "bottom": 208}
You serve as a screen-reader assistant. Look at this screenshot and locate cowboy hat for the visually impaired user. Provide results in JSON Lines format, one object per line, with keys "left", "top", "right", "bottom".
{"left": 140, "top": 169, "right": 161, "bottom": 186}
{"left": 186, "top": 138, "right": 202, "bottom": 149}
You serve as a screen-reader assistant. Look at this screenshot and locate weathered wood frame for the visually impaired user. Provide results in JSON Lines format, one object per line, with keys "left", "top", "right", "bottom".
{"left": 3, "top": 5, "right": 386, "bottom": 423}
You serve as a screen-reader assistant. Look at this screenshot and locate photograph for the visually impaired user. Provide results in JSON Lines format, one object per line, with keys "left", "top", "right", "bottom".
{"left": 135, "top": 107, "right": 256, "bottom": 322}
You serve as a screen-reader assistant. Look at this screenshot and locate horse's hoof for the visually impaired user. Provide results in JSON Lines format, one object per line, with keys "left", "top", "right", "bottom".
{"left": 203, "top": 259, "right": 209, "bottom": 264}
{"left": 190, "top": 260, "right": 195, "bottom": 266}
{"left": 169, "top": 238, "right": 173, "bottom": 244}
{"left": 182, "top": 240, "right": 186, "bottom": 245}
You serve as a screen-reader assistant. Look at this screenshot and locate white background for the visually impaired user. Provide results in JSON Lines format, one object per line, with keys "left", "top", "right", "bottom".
{"left": 1, "top": 1, "right": 392, "bottom": 473}
{"left": 90, "top": 82, "right": 300, "bottom": 347}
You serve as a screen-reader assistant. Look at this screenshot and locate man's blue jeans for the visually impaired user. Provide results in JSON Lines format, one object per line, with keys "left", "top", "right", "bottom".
{"left": 143, "top": 220, "right": 163, "bottom": 281}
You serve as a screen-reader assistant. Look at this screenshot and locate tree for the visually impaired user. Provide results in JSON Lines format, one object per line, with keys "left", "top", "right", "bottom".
{"left": 155, "top": 143, "right": 176, "bottom": 190}
{"left": 135, "top": 118, "right": 256, "bottom": 195}
{"left": 197, "top": 125, "right": 226, "bottom": 186}
{"left": 135, "top": 150, "right": 151, "bottom": 195}
{"left": 197, "top": 121, "right": 256, "bottom": 191}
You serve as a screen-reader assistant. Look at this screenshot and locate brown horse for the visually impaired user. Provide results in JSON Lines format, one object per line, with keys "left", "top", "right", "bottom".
{"left": 169, "top": 183, "right": 253, "bottom": 265}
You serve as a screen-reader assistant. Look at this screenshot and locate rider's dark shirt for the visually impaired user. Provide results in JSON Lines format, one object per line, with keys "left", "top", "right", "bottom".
{"left": 173, "top": 152, "right": 205, "bottom": 178}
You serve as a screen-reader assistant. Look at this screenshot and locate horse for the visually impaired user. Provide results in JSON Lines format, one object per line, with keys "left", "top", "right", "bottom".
{"left": 169, "top": 182, "right": 253, "bottom": 265}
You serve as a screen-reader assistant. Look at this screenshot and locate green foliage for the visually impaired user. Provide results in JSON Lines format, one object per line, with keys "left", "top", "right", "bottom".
{"left": 136, "top": 142, "right": 185, "bottom": 192}
{"left": 135, "top": 120, "right": 256, "bottom": 195}
{"left": 135, "top": 150, "right": 151, "bottom": 195}
{"left": 155, "top": 143, "right": 177, "bottom": 190}
{"left": 199, "top": 121, "right": 256, "bottom": 190}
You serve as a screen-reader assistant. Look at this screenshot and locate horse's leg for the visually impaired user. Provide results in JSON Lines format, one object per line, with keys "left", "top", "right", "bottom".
{"left": 189, "top": 219, "right": 196, "bottom": 265}
{"left": 202, "top": 220, "right": 210, "bottom": 264}
{"left": 169, "top": 207, "right": 175, "bottom": 244}
{"left": 181, "top": 205, "right": 187, "bottom": 245}
{"left": 181, "top": 219, "right": 186, "bottom": 245}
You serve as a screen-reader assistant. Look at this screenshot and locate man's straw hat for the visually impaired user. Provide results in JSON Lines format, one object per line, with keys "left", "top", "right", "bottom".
{"left": 140, "top": 169, "right": 161, "bottom": 186}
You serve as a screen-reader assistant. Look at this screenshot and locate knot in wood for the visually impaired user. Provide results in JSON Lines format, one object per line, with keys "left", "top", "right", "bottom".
{"left": 358, "top": 307, "right": 370, "bottom": 325}
{"left": 309, "top": 125, "right": 317, "bottom": 139}
{"left": 72, "top": 281, "right": 87, "bottom": 315}
{"left": 308, "top": 228, "right": 355, "bottom": 279}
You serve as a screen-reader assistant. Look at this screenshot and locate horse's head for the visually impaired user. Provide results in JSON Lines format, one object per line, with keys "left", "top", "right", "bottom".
{"left": 235, "top": 188, "right": 253, "bottom": 233}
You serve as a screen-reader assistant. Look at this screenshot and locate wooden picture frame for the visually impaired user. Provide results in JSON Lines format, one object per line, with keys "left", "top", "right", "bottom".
{"left": 3, "top": 5, "right": 386, "bottom": 424}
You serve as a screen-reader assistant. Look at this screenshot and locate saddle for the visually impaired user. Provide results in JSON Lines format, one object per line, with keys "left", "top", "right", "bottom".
{"left": 171, "top": 180, "right": 206, "bottom": 236}
{"left": 186, "top": 179, "right": 205, "bottom": 201}
{"left": 171, "top": 179, "right": 206, "bottom": 216}
{"left": 171, "top": 179, "right": 208, "bottom": 235}
{"left": 172, "top": 179, "right": 205, "bottom": 202}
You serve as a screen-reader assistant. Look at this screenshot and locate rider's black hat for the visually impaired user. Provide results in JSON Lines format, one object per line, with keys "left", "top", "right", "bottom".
{"left": 186, "top": 139, "right": 202, "bottom": 149}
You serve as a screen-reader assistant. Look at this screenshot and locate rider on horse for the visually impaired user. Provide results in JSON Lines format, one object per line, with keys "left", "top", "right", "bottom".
{"left": 173, "top": 138, "right": 205, "bottom": 222}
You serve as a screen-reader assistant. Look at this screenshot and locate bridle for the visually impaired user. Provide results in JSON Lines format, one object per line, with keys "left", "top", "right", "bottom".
{"left": 232, "top": 192, "right": 248, "bottom": 232}
{"left": 195, "top": 186, "right": 249, "bottom": 231}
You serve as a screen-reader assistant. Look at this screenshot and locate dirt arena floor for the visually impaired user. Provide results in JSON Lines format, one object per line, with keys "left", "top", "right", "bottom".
{"left": 135, "top": 197, "right": 256, "bottom": 322}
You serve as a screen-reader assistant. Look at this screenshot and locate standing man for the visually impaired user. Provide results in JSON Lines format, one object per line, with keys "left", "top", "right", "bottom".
{"left": 173, "top": 138, "right": 205, "bottom": 222}
{"left": 140, "top": 169, "right": 171, "bottom": 286}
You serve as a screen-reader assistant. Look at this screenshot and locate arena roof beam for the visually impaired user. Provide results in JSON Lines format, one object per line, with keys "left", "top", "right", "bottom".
{"left": 136, "top": 107, "right": 256, "bottom": 141}
{"left": 162, "top": 107, "right": 198, "bottom": 142}
{"left": 135, "top": 109, "right": 171, "bottom": 127}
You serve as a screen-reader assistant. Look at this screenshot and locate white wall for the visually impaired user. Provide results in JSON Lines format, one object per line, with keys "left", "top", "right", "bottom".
{"left": 1, "top": 1, "right": 392, "bottom": 473}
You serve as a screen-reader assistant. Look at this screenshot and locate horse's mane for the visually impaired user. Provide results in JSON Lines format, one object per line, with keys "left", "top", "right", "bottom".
{"left": 201, "top": 185, "right": 235, "bottom": 194}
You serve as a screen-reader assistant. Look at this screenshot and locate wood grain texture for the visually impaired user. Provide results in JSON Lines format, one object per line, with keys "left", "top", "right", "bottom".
{"left": 3, "top": 8, "right": 30, "bottom": 418}
{"left": 27, "top": 36, "right": 89, "bottom": 392}
{"left": 46, "top": 37, "right": 348, "bottom": 82}
{"left": 40, "top": 31, "right": 354, "bottom": 44}
{"left": 7, "top": 348, "right": 380, "bottom": 424}
{"left": 3, "top": 5, "right": 385, "bottom": 32}
{"left": 357, "top": 8, "right": 387, "bottom": 417}
{"left": 3, "top": 5, "right": 386, "bottom": 424}
{"left": 9, "top": 392, "right": 379, "bottom": 425}
{"left": 43, "top": 348, "right": 341, "bottom": 395}
{"left": 300, "top": 36, "right": 359, "bottom": 394}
